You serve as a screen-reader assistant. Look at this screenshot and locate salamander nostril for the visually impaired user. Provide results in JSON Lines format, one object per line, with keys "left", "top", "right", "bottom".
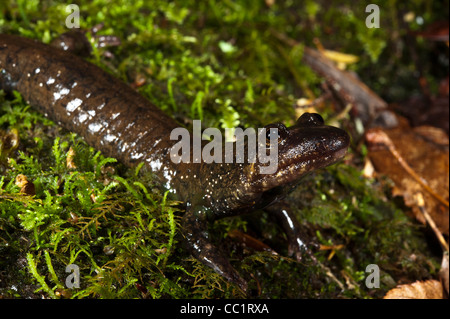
{"left": 296, "top": 113, "right": 325, "bottom": 126}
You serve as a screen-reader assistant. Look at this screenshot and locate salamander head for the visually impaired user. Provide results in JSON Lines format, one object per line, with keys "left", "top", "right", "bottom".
{"left": 241, "top": 112, "right": 350, "bottom": 207}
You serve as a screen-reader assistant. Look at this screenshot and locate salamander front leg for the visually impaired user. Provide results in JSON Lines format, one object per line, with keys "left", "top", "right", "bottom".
{"left": 181, "top": 205, "right": 248, "bottom": 292}
{"left": 265, "top": 202, "right": 315, "bottom": 262}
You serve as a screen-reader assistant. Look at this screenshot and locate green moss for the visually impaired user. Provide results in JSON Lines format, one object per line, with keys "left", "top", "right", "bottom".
{"left": 0, "top": 0, "right": 445, "bottom": 298}
{"left": 289, "top": 165, "right": 437, "bottom": 298}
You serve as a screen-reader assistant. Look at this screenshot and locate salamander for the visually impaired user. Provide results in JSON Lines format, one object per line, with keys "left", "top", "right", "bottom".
{"left": 0, "top": 34, "right": 350, "bottom": 292}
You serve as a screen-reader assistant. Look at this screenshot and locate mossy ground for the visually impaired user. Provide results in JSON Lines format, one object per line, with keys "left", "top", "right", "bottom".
{"left": 0, "top": 0, "right": 446, "bottom": 298}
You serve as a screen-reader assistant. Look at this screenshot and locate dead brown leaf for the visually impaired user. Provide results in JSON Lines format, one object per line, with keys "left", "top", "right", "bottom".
{"left": 66, "top": 146, "right": 77, "bottom": 169}
{"left": 15, "top": 174, "right": 35, "bottom": 196}
{"left": 366, "top": 120, "right": 449, "bottom": 235}
{"left": 384, "top": 280, "right": 444, "bottom": 299}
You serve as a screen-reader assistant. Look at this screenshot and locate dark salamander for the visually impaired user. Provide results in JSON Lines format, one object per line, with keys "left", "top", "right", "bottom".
{"left": 0, "top": 34, "right": 350, "bottom": 292}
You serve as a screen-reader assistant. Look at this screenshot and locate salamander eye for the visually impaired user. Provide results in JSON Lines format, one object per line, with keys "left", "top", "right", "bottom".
{"left": 264, "top": 123, "right": 288, "bottom": 145}
{"left": 296, "top": 113, "right": 324, "bottom": 126}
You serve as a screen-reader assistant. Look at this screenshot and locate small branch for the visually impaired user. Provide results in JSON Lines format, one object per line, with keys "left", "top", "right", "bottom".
{"left": 270, "top": 29, "right": 388, "bottom": 123}
{"left": 415, "top": 193, "right": 449, "bottom": 252}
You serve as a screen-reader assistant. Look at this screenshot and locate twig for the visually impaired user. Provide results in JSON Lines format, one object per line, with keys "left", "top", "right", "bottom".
{"left": 270, "top": 29, "right": 388, "bottom": 123}
{"left": 415, "top": 192, "right": 449, "bottom": 252}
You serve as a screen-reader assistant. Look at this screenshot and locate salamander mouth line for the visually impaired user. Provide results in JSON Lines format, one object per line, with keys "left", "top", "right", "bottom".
{"left": 249, "top": 144, "right": 348, "bottom": 193}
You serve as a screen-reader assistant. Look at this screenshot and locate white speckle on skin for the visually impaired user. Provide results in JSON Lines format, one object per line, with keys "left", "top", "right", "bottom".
{"left": 104, "top": 134, "right": 117, "bottom": 142}
{"left": 148, "top": 158, "right": 162, "bottom": 171}
{"left": 78, "top": 111, "right": 88, "bottom": 123}
{"left": 88, "top": 122, "right": 103, "bottom": 133}
{"left": 131, "top": 151, "right": 144, "bottom": 160}
{"left": 121, "top": 142, "right": 129, "bottom": 152}
{"left": 66, "top": 98, "right": 83, "bottom": 113}
{"left": 111, "top": 112, "right": 120, "bottom": 120}
{"left": 53, "top": 87, "right": 70, "bottom": 101}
